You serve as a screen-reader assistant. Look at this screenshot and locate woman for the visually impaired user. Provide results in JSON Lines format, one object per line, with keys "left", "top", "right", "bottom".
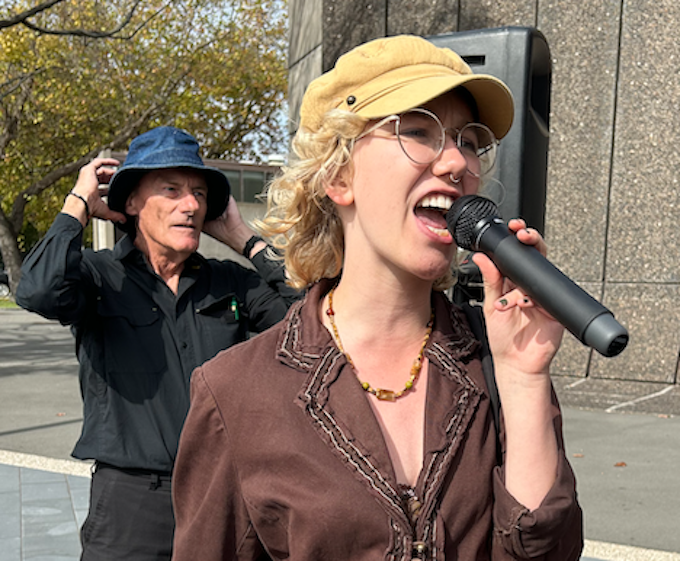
{"left": 172, "top": 35, "right": 583, "bottom": 560}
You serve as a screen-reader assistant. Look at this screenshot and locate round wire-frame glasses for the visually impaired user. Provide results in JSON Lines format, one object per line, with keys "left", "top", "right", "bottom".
{"left": 356, "top": 107, "right": 499, "bottom": 178}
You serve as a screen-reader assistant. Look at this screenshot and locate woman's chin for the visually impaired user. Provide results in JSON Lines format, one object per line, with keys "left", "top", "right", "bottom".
{"left": 412, "top": 260, "right": 452, "bottom": 284}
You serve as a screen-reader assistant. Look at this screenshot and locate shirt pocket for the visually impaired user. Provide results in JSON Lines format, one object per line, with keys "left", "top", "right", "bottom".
{"left": 195, "top": 294, "right": 247, "bottom": 353}
{"left": 97, "top": 299, "right": 167, "bottom": 378}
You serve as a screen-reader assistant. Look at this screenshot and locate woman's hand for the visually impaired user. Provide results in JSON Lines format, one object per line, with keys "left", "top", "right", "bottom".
{"left": 471, "top": 218, "right": 564, "bottom": 377}
{"left": 472, "top": 218, "right": 562, "bottom": 510}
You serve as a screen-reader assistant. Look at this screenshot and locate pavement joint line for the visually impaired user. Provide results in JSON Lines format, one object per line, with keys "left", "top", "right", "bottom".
{"left": 566, "top": 378, "right": 588, "bottom": 388}
{"left": 605, "top": 385, "right": 675, "bottom": 413}
{"left": 584, "top": 539, "right": 680, "bottom": 560}
{"left": 0, "top": 359, "right": 78, "bottom": 368}
{"left": 0, "top": 417, "right": 84, "bottom": 438}
{"left": 0, "top": 449, "right": 91, "bottom": 478}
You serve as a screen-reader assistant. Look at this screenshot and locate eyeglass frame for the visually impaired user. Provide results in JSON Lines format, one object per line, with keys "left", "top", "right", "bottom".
{"left": 355, "top": 107, "right": 499, "bottom": 178}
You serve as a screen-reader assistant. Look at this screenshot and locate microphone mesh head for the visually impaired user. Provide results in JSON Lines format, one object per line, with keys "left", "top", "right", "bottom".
{"left": 446, "top": 195, "right": 499, "bottom": 250}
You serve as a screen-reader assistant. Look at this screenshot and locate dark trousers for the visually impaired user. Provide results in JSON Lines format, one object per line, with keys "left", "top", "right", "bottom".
{"left": 80, "top": 462, "right": 174, "bottom": 561}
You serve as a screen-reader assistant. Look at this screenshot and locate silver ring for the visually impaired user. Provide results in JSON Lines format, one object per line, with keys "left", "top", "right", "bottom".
{"left": 450, "top": 173, "right": 462, "bottom": 184}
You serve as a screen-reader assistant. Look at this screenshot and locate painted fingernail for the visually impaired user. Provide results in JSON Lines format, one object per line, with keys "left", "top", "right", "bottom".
{"left": 523, "top": 297, "right": 530, "bottom": 304}
{"left": 499, "top": 298, "right": 508, "bottom": 307}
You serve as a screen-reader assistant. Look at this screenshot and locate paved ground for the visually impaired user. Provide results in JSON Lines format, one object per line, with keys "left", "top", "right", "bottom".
{"left": 0, "top": 458, "right": 89, "bottom": 561}
{"left": 0, "top": 307, "right": 679, "bottom": 560}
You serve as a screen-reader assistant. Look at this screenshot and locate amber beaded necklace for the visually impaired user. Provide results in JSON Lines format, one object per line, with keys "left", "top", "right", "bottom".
{"left": 325, "top": 287, "right": 434, "bottom": 402}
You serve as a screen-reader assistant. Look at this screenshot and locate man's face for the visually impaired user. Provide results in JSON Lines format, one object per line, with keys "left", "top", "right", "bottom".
{"left": 125, "top": 168, "right": 209, "bottom": 262}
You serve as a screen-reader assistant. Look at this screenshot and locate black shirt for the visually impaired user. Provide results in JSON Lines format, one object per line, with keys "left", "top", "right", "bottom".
{"left": 16, "top": 213, "right": 299, "bottom": 471}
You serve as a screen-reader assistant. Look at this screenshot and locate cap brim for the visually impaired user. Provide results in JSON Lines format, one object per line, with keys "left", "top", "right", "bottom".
{"left": 352, "top": 73, "right": 514, "bottom": 139}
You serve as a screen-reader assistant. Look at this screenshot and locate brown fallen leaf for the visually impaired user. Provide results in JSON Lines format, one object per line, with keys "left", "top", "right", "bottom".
{"left": 573, "top": 453, "right": 584, "bottom": 458}
{"left": 614, "top": 461, "right": 627, "bottom": 467}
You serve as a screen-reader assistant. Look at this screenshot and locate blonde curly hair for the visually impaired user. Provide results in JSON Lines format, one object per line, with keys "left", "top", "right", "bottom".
{"left": 255, "top": 109, "right": 458, "bottom": 291}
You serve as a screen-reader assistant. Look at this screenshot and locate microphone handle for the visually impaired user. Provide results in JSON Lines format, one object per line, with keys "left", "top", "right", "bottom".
{"left": 475, "top": 218, "right": 628, "bottom": 357}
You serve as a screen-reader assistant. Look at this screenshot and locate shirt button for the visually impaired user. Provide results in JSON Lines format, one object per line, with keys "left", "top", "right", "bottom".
{"left": 181, "top": 342, "right": 188, "bottom": 349}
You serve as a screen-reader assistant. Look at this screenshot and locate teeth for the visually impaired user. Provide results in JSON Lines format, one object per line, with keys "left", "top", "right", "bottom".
{"left": 425, "top": 225, "right": 450, "bottom": 237}
{"left": 418, "top": 194, "right": 454, "bottom": 210}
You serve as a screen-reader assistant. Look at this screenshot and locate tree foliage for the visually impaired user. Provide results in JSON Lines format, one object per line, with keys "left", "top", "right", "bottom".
{"left": 0, "top": 0, "right": 289, "bottom": 294}
{"left": 0, "top": 0, "right": 146, "bottom": 37}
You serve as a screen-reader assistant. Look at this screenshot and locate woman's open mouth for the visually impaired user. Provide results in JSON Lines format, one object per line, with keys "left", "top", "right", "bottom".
{"left": 414, "top": 194, "right": 455, "bottom": 237}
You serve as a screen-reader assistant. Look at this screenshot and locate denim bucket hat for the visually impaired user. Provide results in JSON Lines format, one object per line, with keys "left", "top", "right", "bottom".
{"left": 108, "top": 126, "right": 230, "bottom": 223}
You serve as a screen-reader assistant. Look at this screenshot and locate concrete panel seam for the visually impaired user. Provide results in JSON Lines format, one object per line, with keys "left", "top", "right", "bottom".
{"left": 604, "top": 385, "right": 674, "bottom": 413}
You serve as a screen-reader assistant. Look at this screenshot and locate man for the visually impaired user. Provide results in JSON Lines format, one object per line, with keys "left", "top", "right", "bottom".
{"left": 16, "top": 126, "right": 299, "bottom": 560}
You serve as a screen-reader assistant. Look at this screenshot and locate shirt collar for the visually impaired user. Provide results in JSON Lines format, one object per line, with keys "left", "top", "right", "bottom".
{"left": 112, "top": 233, "right": 138, "bottom": 261}
{"left": 112, "top": 234, "right": 204, "bottom": 280}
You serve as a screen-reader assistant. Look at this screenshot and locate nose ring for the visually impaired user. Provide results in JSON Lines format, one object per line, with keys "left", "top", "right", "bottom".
{"left": 450, "top": 173, "right": 462, "bottom": 184}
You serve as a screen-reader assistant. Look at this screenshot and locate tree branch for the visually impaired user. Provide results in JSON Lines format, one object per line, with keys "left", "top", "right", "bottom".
{"left": 17, "top": 0, "right": 178, "bottom": 40}
{"left": 0, "top": 76, "right": 34, "bottom": 157}
{"left": 0, "top": 0, "right": 172, "bottom": 40}
{"left": 0, "top": 68, "right": 44, "bottom": 102}
{"left": 20, "top": 0, "right": 143, "bottom": 38}
{"left": 106, "top": 0, "right": 178, "bottom": 41}
{"left": 6, "top": 63, "right": 191, "bottom": 232}
{"left": 0, "top": 0, "right": 64, "bottom": 30}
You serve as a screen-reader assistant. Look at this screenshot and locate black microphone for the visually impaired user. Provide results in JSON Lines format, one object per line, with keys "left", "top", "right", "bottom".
{"left": 446, "top": 195, "right": 628, "bottom": 357}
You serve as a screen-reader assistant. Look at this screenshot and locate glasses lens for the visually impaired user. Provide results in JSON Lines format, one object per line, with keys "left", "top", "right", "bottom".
{"left": 395, "top": 110, "right": 445, "bottom": 164}
{"left": 374, "top": 109, "right": 498, "bottom": 176}
{"left": 458, "top": 123, "right": 497, "bottom": 178}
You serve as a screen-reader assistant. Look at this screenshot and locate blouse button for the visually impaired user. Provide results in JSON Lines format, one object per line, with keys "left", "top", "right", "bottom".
{"left": 411, "top": 541, "right": 427, "bottom": 559}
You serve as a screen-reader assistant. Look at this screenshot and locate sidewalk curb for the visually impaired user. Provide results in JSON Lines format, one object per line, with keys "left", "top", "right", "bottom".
{"left": 0, "top": 450, "right": 91, "bottom": 478}
{"left": 584, "top": 540, "right": 680, "bottom": 561}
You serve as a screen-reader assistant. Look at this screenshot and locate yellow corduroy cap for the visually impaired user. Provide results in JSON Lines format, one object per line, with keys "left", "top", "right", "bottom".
{"left": 299, "top": 35, "right": 515, "bottom": 140}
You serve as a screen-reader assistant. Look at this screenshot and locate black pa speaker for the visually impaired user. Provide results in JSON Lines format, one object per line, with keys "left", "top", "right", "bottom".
{"left": 427, "top": 27, "right": 552, "bottom": 233}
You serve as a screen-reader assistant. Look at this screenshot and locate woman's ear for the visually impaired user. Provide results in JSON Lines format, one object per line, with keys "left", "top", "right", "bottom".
{"left": 324, "top": 170, "right": 354, "bottom": 207}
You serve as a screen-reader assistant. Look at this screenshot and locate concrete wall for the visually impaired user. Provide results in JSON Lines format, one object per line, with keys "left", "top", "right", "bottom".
{"left": 288, "top": 0, "right": 680, "bottom": 384}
